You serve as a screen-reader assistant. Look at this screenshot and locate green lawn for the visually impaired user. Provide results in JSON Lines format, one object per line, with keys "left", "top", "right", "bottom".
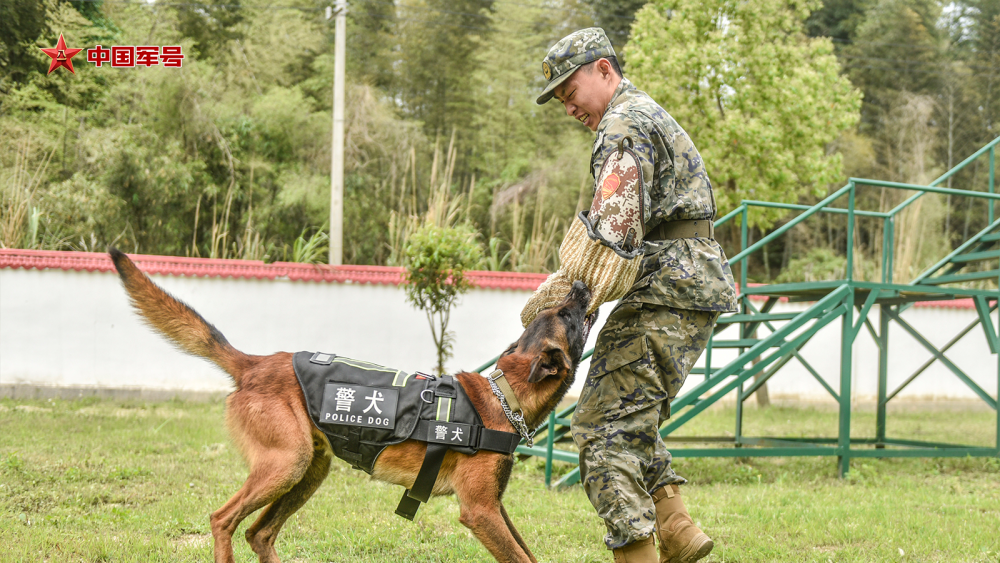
{"left": 0, "top": 397, "right": 997, "bottom": 562}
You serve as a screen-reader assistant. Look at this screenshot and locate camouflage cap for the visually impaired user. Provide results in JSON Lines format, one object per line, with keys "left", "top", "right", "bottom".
{"left": 537, "top": 28, "right": 616, "bottom": 105}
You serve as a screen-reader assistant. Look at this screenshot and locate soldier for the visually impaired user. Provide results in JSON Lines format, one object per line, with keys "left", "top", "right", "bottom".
{"left": 520, "top": 28, "right": 739, "bottom": 563}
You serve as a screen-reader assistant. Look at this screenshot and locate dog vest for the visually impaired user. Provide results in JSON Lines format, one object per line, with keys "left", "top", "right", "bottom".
{"left": 292, "top": 351, "right": 521, "bottom": 520}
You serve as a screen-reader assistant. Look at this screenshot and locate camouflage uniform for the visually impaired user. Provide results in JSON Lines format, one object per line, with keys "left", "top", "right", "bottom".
{"left": 535, "top": 29, "right": 739, "bottom": 550}
{"left": 592, "top": 76, "right": 739, "bottom": 315}
{"left": 573, "top": 303, "right": 718, "bottom": 548}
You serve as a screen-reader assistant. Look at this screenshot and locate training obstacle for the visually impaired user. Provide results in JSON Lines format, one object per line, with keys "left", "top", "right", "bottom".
{"left": 478, "top": 137, "right": 1000, "bottom": 483}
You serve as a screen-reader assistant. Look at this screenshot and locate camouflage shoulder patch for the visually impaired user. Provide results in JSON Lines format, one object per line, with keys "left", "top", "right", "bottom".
{"left": 579, "top": 137, "right": 645, "bottom": 259}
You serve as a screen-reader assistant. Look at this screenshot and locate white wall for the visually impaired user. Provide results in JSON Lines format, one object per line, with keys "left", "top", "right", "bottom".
{"left": 702, "top": 302, "right": 999, "bottom": 402}
{"left": 1, "top": 266, "right": 997, "bottom": 404}
{"left": 0, "top": 267, "right": 551, "bottom": 394}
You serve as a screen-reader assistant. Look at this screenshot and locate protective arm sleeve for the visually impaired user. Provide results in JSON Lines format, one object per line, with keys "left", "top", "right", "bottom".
{"left": 519, "top": 218, "right": 641, "bottom": 327}
{"left": 520, "top": 113, "right": 653, "bottom": 327}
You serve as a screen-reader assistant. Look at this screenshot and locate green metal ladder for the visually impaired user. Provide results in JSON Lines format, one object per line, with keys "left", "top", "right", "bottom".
{"left": 476, "top": 136, "right": 1000, "bottom": 484}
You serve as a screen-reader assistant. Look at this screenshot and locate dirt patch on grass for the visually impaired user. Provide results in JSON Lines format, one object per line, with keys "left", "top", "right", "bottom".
{"left": 174, "top": 534, "right": 211, "bottom": 549}
{"left": 201, "top": 443, "right": 228, "bottom": 457}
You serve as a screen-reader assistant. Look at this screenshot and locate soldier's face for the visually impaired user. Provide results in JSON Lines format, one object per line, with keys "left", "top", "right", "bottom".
{"left": 553, "top": 60, "right": 617, "bottom": 131}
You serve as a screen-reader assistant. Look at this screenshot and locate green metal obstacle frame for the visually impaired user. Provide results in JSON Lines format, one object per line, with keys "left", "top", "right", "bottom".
{"left": 476, "top": 136, "right": 1000, "bottom": 484}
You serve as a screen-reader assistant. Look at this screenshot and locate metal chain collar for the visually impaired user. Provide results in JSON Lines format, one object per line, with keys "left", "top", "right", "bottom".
{"left": 487, "top": 373, "right": 535, "bottom": 448}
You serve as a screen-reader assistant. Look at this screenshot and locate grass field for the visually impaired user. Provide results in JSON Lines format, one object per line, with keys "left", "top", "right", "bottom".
{"left": 0, "top": 397, "right": 997, "bottom": 562}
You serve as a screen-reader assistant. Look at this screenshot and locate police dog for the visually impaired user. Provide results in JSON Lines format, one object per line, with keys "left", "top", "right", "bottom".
{"left": 109, "top": 249, "right": 593, "bottom": 563}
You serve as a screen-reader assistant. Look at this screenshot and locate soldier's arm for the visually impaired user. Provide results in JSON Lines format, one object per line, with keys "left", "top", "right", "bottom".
{"left": 520, "top": 116, "right": 654, "bottom": 327}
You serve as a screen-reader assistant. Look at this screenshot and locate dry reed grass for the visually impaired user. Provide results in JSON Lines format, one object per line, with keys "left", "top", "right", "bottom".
{"left": 1, "top": 136, "right": 56, "bottom": 249}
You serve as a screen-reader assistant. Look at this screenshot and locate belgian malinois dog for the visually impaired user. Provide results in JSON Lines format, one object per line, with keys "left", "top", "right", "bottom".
{"left": 109, "top": 249, "right": 593, "bottom": 563}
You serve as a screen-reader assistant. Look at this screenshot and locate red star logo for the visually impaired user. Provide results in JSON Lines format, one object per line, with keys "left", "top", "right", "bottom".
{"left": 40, "top": 34, "right": 83, "bottom": 75}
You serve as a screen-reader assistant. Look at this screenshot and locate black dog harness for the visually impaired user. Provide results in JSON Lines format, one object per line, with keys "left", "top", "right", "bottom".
{"left": 292, "top": 351, "right": 522, "bottom": 520}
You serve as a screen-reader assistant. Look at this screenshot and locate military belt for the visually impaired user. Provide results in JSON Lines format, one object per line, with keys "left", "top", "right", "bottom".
{"left": 647, "top": 219, "right": 714, "bottom": 241}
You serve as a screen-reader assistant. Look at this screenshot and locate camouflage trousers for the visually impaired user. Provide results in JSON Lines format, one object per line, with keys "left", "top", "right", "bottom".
{"left": 571, "top": 301, "right": 718, "bottom": 550}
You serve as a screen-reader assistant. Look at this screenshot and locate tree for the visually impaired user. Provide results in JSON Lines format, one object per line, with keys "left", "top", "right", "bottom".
{"left": 391, "top": 0, "right": 495, "bottom": 142}
{"left": 467, "top": 0, "right": 594, "bottom": 271}
{"left": 969, "top": 0, "right": 1000, "bottom": 139}
{"left": 582, "top": 0, "right": 646, "bottom": 53}
{"left": 173, "top": 0, "right": 246, "bottom": 62}
{"left": 0, "top": 0, "right": 47, "bottom": 94}
{"left": 625, "top": 0, "right": 862, "bottom": 226}
{"left": 344, "top": 0, "right": 396, "bottom": 89}
{"left": 3, "top": 0, "right": 738, "bottom": 275}
{"left": 804, "top": 0, "right": 872, "bottom": 44}
{"left": 843, "top": 0, "right": 943, "bottom": 123}
{"left": 403, "top": 223, "right": 483, "bottom": 374}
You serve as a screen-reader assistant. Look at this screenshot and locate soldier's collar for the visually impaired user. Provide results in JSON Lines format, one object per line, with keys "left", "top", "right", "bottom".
{"left": 595, "top": 78, "right": 633, "bottom": 133}
{"left": 486, "top": 369, "right": 535, "bottom": 447}
{"left": 607, "top": 77, "right": 633, "bottom": 112}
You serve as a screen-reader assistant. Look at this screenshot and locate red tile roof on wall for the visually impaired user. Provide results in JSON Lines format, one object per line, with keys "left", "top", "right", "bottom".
{"left": 0, "top": 249, "right": 548, "bottom": 291}
{"left": 0, "top": 249, "right": 981, "bottom": 309}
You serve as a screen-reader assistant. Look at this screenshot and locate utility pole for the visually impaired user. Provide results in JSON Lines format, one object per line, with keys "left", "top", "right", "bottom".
{"left": 328, "top": 0, "right": 347, "bottom": 265}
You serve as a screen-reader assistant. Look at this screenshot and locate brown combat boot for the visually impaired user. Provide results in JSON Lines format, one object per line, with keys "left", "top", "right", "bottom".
{"left": 612, "top": 535, "right": 657, "bottom": 563}
{"left": 651, "top": 484, "right": 714, "bottom": 563}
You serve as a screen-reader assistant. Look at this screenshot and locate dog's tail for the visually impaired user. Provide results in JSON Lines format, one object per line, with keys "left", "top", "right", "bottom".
{"left": 109, "top": 248, "right": 249, "bottom": 386}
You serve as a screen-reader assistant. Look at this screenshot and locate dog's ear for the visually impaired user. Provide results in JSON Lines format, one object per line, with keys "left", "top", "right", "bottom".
{"left": 528, "top": 356, "right": 553, "bottom": 383}
{"left": 528, "top": 347, "right": 571, "bottom": 383}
